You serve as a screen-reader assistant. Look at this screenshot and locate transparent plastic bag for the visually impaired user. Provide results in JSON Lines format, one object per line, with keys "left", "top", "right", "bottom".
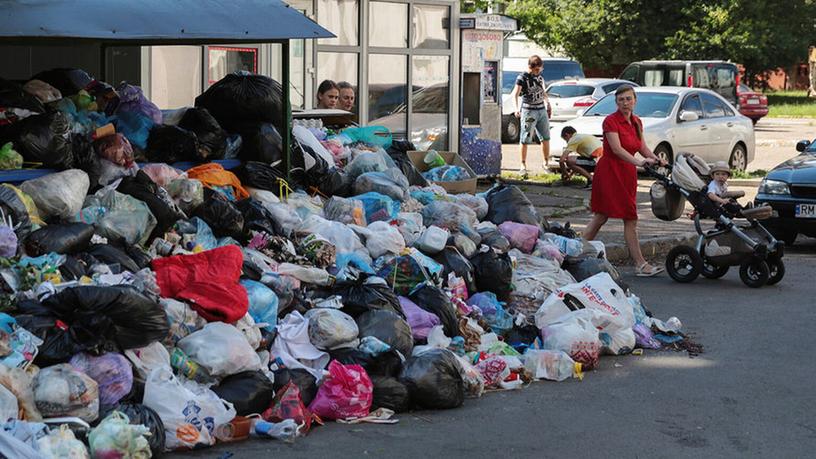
{"left": 345, "top": 151, "right": 388, "bottom": 180}
{"left": 499, "top": 222, "right": 540, "bottom": 254}
{"left": 37, "top": 425, "right": 90, "bottom": 459}
{"left": 69, "top": 352, "right": 133, "bottom": 410}
{"left": 305, "top": 308, "right": 359, "bottom": 350}
{"left": 0, "top": 383, "right": 19, "bottom": 421}
{"left": 523, "top": 349, "right": 583, "bottom": 381}
{"left": 354, "top": 192, "right": 400, "bottom": 223}
{"left": 166, "top": 177, "right": 204, "bottom": 215}
{"left": 539, "top": 310, "right": 602, "bottom": 370}
{"left": 83, "top": 186, "right": 157, "bottom": 246}
{"left": 88, "top": 411, "right": 151, "bottom": 459}
{"left": 141, "top": 163, "right": 182, "bottom": 188}
{"left": 298, "top": 215, "right": 368, "bottom": 263}
{"left": 241, "top": 279, "right": 279, "bottom": 332}
{"left": 33, "top": 364, "right": 99, "bottom": 422}
{"left": 285, "top": 191, "right": 324, "bottom": 220}
{"left": 352, "top": 221, "right": 406, "bottom": 259}
{"left": 20, "top": 169, "right": 90, "bottom": 220}
{"left": 177, "top": 322, "right": 262, "bottom": 377}
{"left": 324, "top": 196, "right": 366, "bottom": 226}
{"left": 455, "top": 194, "right": 488, "bottom": 220}
{"left": 353, "top": 168, "right": 410, "bottom": 202}
{"left": 394, "top": 212, "right": 423, "bottom": 246}
{"left": 421, "top": 201, "right": 477, "bottom": 233}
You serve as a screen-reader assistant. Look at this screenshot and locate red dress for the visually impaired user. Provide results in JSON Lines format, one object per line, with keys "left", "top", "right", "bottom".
{"left": 590, "top": 110, "right": 643, "bottom": 220}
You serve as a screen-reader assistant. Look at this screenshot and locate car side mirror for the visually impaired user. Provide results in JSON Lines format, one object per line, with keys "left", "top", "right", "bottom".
{"left": 679, "top": 111, "right": 699, "bottom": 122}
{"left": 796, "top": 140, "right": 811, "bottom": 152}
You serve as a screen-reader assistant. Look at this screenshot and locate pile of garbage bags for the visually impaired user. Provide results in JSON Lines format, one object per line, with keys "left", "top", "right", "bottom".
{"left": 0, "top": 67, "right": 689, "bottom": 456}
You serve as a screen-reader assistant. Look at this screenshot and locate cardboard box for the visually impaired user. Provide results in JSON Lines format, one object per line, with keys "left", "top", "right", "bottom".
{"left": 407, "top": 151, "right": 478, "bottom": 194}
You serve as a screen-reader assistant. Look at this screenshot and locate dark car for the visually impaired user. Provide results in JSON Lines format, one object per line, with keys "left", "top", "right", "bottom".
{"left": 754, "top": 138, "right": 816, "bottom": 245}
{"left": 737, "top": 84, "right": 768, "bottom": 124}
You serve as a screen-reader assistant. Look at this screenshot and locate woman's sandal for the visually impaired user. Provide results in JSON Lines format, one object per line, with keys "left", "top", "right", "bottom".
{"left": 636, "top": 262, "right": 665, "bottom": 277}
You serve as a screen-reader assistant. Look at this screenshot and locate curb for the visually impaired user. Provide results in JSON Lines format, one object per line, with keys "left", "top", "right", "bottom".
{"left": 604, "top": 232, "right": 699, "bottom": 264}
{"left": 729, "top": 179, "right": 763, "bottom": 187}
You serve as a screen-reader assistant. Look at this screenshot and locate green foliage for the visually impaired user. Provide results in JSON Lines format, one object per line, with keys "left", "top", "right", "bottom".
{"left": 504, "top": 0, "right": 816, "bottom": 75}
{"left": 766, "top": 91, "right": 816, "bottom": 118}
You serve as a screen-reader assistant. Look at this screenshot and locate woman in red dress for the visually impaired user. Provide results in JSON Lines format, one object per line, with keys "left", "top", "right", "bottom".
{"left": 584, "top": 85, "right": 666, "bottom": 276}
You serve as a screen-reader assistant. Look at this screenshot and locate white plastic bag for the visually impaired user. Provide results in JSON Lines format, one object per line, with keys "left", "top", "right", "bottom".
{"left": 277, "top": 263, "right": 334, "bottom": 286}
{"left": 352, "top": 221, "right": 406, "bottom": 259}
{"left": 88, "top": 411, "right": 151, "bottom": 459}
{"left": 305, "top": 308, "right": 359, "bottom": 350}
{"left": 511, "top": 249, "right": 576, "bottom": 304}
{"left": 143, "top": 367, "right": 236, "bottom": 450}
{"left": 395, "top": 212, "right": 423, "bottom": 246}
{"left": 82, "top": 186, "right": 157, "bottom": 246}
{"left": 125, "top": 341, "right": 171, "bottom": 380}
{"left": 37, "top": 425, "right": 90, "bottom": 459}
{"left": 523, "top": 349, "right": 583, "bottom": 381}
{"left": 455, "top": 194, "right": 489, "bottom": 220}
{"left": 540, "top": 311, "right": 602, "bottom": 370}
{"left": 535, "top": 272, "right": 634, "bottom": 330}
{"left": 298, "top": 215, "right": 369, "bottom": 263}
{"left": 0, "top": 383, "right": 19, "bottom": 421}
{"left": 415, "top": 225, "right": 449, "bottom": 254}
{"left": 246, "top": 186, "right": 281, "bottom": 205}
{"left": 33, "top": 364, "right": 99, "bottom": 422}
{"left": 412, "top": 325, "right": 451, "bottom": 356}
{"left": 20, "top": 169, "right": 89, "bottom": 219}
{"left": 233, "top": 313, "right": 263, "bottom": 350}
{"left": 177, "top": 322, "right": 262, "bottom": 377}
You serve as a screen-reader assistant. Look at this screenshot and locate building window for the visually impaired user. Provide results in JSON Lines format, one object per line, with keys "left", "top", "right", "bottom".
{"left": 317, "top": 0, "right": 359, "bottom": 46}
{"left": 412, "top": 4, "right": 450, "bottom": 49}
{"left": 411, "top": 55, "right": 449, "bottom": 149}
{"left": 207, "top": 46, "right": 258, "bottom": 85}
{"left": 369, "top": 2, "right": 408, "bottom": 48}
{"left": 317, "top": 52, "right": 359, "bottom": 106}
{"left": 368, "top": 54, "right": 408, "bottom": 134}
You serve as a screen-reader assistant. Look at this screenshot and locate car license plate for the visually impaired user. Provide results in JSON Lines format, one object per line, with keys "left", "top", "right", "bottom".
{"left": 747, "top": 98, "right": 760, "bottom": 105}
{"left": 795, "top": 203, "right": 816, "bottom": 218}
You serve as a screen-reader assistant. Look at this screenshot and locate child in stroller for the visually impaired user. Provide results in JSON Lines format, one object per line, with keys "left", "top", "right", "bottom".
{"left": 647, "top": 153, "right": 784, "bottom": 288}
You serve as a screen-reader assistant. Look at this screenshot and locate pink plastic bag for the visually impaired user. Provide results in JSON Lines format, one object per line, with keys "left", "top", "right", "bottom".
{"left": 308, "top": 360, "right": 373, "bottom": 420}
{"left": 498, "top": 222, "right": 540, "bottom": 253}
{"left": 141, "top": 163, "right": 183, "bottom": 188}
{"left": 399, "top": 296, "right": 441, "bottom": 340}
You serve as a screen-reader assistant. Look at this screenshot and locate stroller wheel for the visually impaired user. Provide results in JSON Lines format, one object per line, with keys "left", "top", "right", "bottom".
{"left": 666, "top": 245, "right": 702, "bottom": 283}
{"left": 766, "top": 257, "right": 785, "bottom": 285}
{"left": 701, "top": 258, "right": 729, "bottom": 279}
{"left": 739, "top": 259, "right": 769, "bottom": 288}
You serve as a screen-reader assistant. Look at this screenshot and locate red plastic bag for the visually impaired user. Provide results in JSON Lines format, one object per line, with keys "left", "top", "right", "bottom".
{"left": 262, "top": 382, "right": 319, "bottom": 434}
{"left": 308, "top": 360, "right": 373, "bottom": 421}
{"left": 94, "top": 133, "right": 134, "bottom": 167}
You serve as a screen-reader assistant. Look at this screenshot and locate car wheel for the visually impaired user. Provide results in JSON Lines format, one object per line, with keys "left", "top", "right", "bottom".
{"left": 729, "top": 144, "right": 747, "bottom": 172}
{"left": 503, "top": 116, "right": 520, "bottom": 144}
{"left": 653, "top": 144, "right": 673, "bottom": 176}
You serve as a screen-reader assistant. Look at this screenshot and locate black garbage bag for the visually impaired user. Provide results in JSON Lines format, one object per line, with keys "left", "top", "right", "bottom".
{"left": 117, "top": 170, "right": 181, "bottom": 240}
{"left": 564, "top": 256, "right": 625, "bottom": 287}
{"left": 235, "top": 161, "right": 286, "bottom": 192}
{"left": 120, "top": 243, "right": 153, "bottom": 270}
{"left": 434, "top": 248, "right": 477, "bottom": 294}
{"left": 192, "top": 191, "right": 245, "bottom": 240}
{"left": 31, "top": 68, "right": 94, "bottom": 97}
{"left": 298, "top": 143, "right": 352, "bottom": 197}
{"left": 24, "top": 223, "right": 94, "bottom": 256}
{"left": 484, "top": 184, "right": 540, "bottom": 226}
{"left": 355, "top": 310, "right": 414, "bottom": 358}
{"left": 59, "top": 256, "right": 88, "bottom": 281}
{"left": 14, "top": 112, "right": 74, "bottom": 169}
{"left": 146, "top": 124, "right": 198, "bottom": 164}
{"left": 272, "top": 368, "right": 318, "bottom": 406}
{"left": 408, "top": 283, "right": 459, "bottom": 338}
{"left": 399, "top": 348, "right": 464, "bottom": 410}
{"left": 0, "top": 78, "right": 45, "bottom": 120}
{"left": 113, "top": 402, "right": 165, "bottom": 456}
{"left": 194, "top": 73, "right": 283, "bottom": 133}
{"left": 475, "top": 225, "right": 511, "bottom": 253}
{"left": 41, "top": 285, "right": 169, "bottom": 351}
{"left": 235, "top": 198, "right": 284, "bottom": 237}
{"left": 86, "top": 244, "right": 140, "bottom": 274}
{"left": 212, "top": 370, "right": 276, "bottom": 416}
{"left": 471, "top": 249, "right": 514, "bottom": 301}
{"left": 240, "top": 123, "right": 283, "bottom": 163}
{"left": 329, "top": 346, "right": 403, "bottom": 378}
{"left": 0, "top": 185, "right": 33, "bottom": 239}
{"left": 503, "top": 324, "right": 540, "bottom": 348}
{"left": 334, "top": 276, "right": 404, "bottom": 319}
{"left": 15, "top": 312, "right": 90, "bottom": 366}
{"left": 369, "top": 375, "right": 411, "bottom": 413}
{"left": 386, "top": 140, "right": 427, "bottom": 187}
{"left": 71, "top": 133, "right": 102, "bottom": 190}
{"left": 178, "top": 107, "right": 227, "bottom": 160}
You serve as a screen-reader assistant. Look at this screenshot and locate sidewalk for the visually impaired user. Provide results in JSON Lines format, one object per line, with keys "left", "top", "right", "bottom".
{"left": 498, "top": 179, "right": 760, "bottom": 264}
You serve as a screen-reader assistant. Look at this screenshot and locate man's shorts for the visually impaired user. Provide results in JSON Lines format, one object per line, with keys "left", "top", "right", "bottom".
{"left": 520, "top": 107, "right": 550, "bottom": 144}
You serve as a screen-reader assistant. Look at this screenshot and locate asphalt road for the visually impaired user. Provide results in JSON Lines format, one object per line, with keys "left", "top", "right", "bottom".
{"left": 169, "top": 240, "right": 816, "bottom": 459}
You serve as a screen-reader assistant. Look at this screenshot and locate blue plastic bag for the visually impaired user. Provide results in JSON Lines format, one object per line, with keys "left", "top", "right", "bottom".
{"left": 353, "top": 192, "right": 400, "bottom": 223}
{"left": 342, "top": 126, "right": 392, "bottom": 148}
{"left": 190, "top": 217, "right": 218, "bottom": 250}
{"left": 114, "top": 111, "right": 155, "bottom": 149}
{"left": 467, "top": 292, "right": 513, "bottom": 334}
{"left": 241, "top": 279, "right": 279, "bottom": 332}
{"left": 423, "top": 165, "right": 471, "bottom": 182}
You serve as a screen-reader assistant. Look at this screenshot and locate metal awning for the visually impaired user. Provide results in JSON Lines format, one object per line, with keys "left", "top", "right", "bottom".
{"left": 0, "top": 0, "right": 333, "bottom": 45}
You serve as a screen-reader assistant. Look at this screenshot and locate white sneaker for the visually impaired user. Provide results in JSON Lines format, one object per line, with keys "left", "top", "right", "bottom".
{"left": 519, "top": 166, "right": 528, "bottom": 178}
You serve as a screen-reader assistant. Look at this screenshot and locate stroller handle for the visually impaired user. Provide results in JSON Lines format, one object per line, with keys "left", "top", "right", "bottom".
{"left": 642, "top": 163, "right": 673, "bottom": 180}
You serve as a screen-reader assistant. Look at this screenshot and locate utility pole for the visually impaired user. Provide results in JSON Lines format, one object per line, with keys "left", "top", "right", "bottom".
{"left": 808, "top": 45, "right": 816, "bottom": 98}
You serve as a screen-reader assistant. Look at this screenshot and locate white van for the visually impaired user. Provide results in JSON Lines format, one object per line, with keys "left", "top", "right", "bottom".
{"left": 501, "top": 57, "right": 584, "bottom": 143}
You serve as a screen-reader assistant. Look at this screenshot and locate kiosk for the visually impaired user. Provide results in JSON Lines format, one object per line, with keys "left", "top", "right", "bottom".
{"left": 458, "top": 14, "right": 518, "bottom": 176}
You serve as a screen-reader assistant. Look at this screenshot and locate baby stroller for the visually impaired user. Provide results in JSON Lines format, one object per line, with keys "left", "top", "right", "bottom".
{"left": 646, "top": 153, "right": 784, "bottom": 288}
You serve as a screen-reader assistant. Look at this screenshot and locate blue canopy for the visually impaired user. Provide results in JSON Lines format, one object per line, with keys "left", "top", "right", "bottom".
{"left": 0, "top": 0, "right": 333, "bottom": 44}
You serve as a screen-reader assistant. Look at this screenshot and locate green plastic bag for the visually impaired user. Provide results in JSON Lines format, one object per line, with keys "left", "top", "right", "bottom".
{"left": 0, "top": 142, "right": 23, "bottom": 170}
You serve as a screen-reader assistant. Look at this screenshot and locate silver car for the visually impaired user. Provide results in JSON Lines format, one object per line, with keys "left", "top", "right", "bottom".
{"left": 549, "top": 87, "right": 755, "bottom": 171}
{"left": 547, "top": 79, "right": 638, "bottom": 122}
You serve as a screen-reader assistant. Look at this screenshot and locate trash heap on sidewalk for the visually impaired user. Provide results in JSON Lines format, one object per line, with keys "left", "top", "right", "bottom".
{"left": 0, "top": 68, "right": 693, "bottom": 456}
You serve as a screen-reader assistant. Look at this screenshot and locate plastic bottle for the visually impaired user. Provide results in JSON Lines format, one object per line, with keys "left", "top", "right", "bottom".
{"left": 523, "top": 349, "right": 583, "bottom": 382}
{"left": 251, "top": 418, "right": 298, "bottom": 441}
{"left": 170, "top": 348, "right": 212, "bottom": 383}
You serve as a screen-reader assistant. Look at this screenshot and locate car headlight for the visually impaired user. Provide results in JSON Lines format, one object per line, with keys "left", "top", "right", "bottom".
{"left": 758, "top": 179, "right": 790, "bottom": 195}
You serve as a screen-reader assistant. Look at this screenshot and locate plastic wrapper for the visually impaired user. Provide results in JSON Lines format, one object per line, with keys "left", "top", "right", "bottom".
{"left": 0, "top": 383, "right": 19, "bottom": 421}
{"left": 543, "top": 233, "right": 584, "bottom": 257}
{"left": 421, "top": 200, "right": 478, "bottom": 234}
{"left": 324, "top": 196, "right": 366, "bottom": 226}
{"left": 24, "top": 222, "right": 94, "bottom": 256}
{"left": 511, "top": 249, "right": 576, "bottom": 309}
{"left": 539, "top": 310, "right": 603, "bottom": 370}
{"left": 355, "top": 309, "right": 414, "bottom": 358}
{"left": 308, "top": 360, "right": 373, "bottom": 421}
{"left": 455, "top": 193, "right": 488, "bottom": 220}
{"left": 37, "top": 425, "right": 89, "bottom": 459}
{"left": 298, "top": 215, "right": 368, "bottom": 263}
{"left": 399, "top": 348, "right": 464, "bottom": 409}
{"left": 354, "top": 169, "right": 410, "bottom": 202}
{"left": 422, "top": 165, "right": 471, "bottom": 181}
{"left": 233, "top": 313, "right": 263, "bottom": 350}
{"left": 534, "top": 272, "right": 634, "bottom": 330}
{"left": 142, "top": 366, "right": 236, "bottom": 450}
{"left": 166, "top": 177, "right": 204, "bottom": 215}
{"left": 345, "top": 151, "right": 389, "bottom": 180}
{"left": 117, "top": 169, "right": 183, "bottom": 240}
{"left": 306, "top": 308, "right": 359, "bottom": 350}
{"left": 475, "top": 222, "right": 511, "bottom": 253}
{"left": 93, "top": 133, "right": 134, "bottom": 167}
{"left": 394, "top": 212, "right": 423, "bottom": 246}
{"left": 34, "top": 364, "right": 99, "bottom": 422}
{"left": 484, "top": 184, "right": 540, "bottom": 225}
{"left": 178, "top": 322, "right": 262, "bottom": 377}
{"left": 212, "top": 370, "right": 276, "bottom": 416}
{"left": 69, "top": 352, "right": 133, "bottom": 410}
{"left": 161, "top": 297, "right": 207, "bottom": 345}
{"left": 88, "top": 411, "right": 151, "bottom": 459}
{"left": 83, "top": 186, "right": 157, "bottom": 246}
{"left": 97, "top": 158, "right": 138, "bottom": 187}
{"left": 20, "top": 169, "right": 89, "bottom": 220}
{"left": 285, "top": 190, "right": 324, "bottom": 220}
{"left": 354, "top": 220, "right": 405, "bottom": 259}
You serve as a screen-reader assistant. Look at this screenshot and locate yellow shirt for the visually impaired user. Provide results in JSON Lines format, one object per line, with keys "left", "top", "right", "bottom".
{"left": 565, "top": 134, "right": 603, "bottom": 158}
